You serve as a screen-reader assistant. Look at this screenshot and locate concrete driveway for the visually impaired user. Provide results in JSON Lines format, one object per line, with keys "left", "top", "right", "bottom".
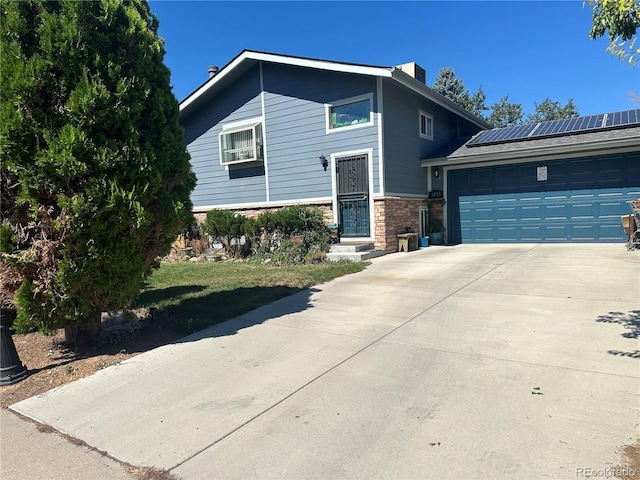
{"left": 7, "top": 244, "right": 640, "bottom": 479}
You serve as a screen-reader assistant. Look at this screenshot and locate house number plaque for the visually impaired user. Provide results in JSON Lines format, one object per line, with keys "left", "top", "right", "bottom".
{"left": 537, "top": 166, "right": 548, "bottom": 182}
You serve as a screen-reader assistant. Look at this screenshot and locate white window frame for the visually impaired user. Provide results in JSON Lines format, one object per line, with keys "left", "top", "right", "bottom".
{"left": 419, "top": 110, "right": 434, "bottom": 140}
{"left": 218, "top": 118, "right": 264, "bottom": 166}
{"left": 325, "top": 93, "right": 374, "bottom": 134}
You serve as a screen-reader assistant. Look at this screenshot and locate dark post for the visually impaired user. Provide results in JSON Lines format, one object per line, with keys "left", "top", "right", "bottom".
{"left": 0, "top": 310, "right": 29, "bottom": 386}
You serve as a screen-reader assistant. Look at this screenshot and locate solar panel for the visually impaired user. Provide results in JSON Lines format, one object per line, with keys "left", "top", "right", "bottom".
{"left": 467, "top": 109, "right": 640, "bottom": 147}
{"left": 606, "top": 109, "right": 640, "bottom": 127}
{"left": 467, "top": 123, "right": 536, "bottom": 146}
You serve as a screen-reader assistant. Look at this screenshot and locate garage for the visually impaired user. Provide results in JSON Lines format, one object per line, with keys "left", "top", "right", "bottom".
{"left": 422, "top": 110, "right": 640, "bottom": 245}
{"left": 446, "top": 154, "right": 640, "bottom": 244}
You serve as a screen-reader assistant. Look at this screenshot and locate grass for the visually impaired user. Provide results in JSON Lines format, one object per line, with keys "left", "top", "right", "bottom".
{"left": 132, "top": 261, "right": 368, "bottom": 333}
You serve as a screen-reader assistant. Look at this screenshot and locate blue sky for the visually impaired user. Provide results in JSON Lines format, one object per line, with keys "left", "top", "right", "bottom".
{"left": 149, "top": 1, "right": 639, "bottom": 117}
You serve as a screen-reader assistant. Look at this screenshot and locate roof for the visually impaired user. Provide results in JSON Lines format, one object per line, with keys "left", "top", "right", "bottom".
{"left": 178, "top": 49, "right": 491, "bottom": 129}
{"left": 422, "top": 111, "right": 640, "bottom": 167}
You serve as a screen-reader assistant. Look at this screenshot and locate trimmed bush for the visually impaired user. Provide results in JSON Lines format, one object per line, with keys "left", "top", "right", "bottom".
{"left": 202, "top": 210, "right": 256, "bottom": 258}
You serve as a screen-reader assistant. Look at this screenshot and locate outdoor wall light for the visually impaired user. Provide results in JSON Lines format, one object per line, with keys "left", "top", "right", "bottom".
{"left": 319, "top": 154, "right": 328, "bottom": 171}
{"left": 433, "top": 167, "right": 440, "bottom": 179}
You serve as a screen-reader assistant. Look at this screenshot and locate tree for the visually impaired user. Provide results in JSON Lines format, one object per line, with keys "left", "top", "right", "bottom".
{"left": 0, "top": 0, "right": 196, "bottom": 342}
{"left": 588, "top": 0, "right": 640, "bottom": 65}
{"left": 466, "top": 86, "right": 490, "bottom": 119}
{"left": 432, "top": 67, "right": 469, "bottom": 106}
{"left": 488, "top": 96, "right": 524, "bottom": 128}
{"left": 526, "top": 98, "right": 579, "bottom": 123}
{"left": 432, "top": 67, "right": 489, "bottom": 119}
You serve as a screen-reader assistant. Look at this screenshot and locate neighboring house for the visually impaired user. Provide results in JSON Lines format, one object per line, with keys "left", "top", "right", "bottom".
{"left": 422, "top": 110, "right": 640, "bottom": 244}
{"left": 179, "top": 50, "right": 640, "bottom": 251}
{"left": 179, "top": 50, "right": 490, "bottom": 252}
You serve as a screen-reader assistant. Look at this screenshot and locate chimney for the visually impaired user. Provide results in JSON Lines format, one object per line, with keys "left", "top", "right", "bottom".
{"left": 397, "top": 62, "right": 426, "bottom": 84}
{"left": 208, "top": 65, "right": 219, "bottom": 78}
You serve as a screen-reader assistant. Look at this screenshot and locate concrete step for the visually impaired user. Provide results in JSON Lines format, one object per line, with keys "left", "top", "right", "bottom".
{"left": 328, "top": 242, "right": 374, "bottom": 253}
{"left": 326, "top": 248, "right": 386, "bottom": 262}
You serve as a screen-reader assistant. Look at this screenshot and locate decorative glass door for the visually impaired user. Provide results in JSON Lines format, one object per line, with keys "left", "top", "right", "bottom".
{"left": 336, "top": 154, "right": 370, "bottom": 237}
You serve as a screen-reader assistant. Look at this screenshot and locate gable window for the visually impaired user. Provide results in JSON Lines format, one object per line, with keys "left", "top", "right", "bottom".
{"left": 219, "top": 121, "right": 263, "bottom": 165}
{"left": 419, "top": 110, "right": 434, "bottom": 140}
{"left": 326, "top": 94, "right": 373, "bottom": 132}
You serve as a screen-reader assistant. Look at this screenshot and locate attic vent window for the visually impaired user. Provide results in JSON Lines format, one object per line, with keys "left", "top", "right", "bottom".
{"left": 326, "top": 94, "right": 373, "bottom": 133}
{"left": 219, "top": 121, "right": 263, "bottom": 165}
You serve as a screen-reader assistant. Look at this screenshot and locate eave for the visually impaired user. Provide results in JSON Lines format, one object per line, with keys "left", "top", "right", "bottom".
{"left": 421, "top": 129, "right": 640, "bottom": 168}
{"left": 179, "top": 49, "right": 491, "bottom": 130}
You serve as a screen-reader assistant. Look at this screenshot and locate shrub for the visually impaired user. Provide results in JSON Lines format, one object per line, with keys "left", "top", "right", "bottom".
{"left": 251, "top": 206, "right": 330, "bottom": 265}
{"left": 256, "top": 205, "right": 324, "bottom": 235}
{"left": 202, "top": 210, "right": 256, "bottom": 258}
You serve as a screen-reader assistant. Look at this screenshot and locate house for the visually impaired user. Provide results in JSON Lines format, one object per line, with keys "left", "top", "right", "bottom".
{"left": 179, "top": 50, "right": 490, "bottom": 253}
{"left": 179, "top": 50, "right": 640, "bottom": 251}
{"left": 422, "top": 110, "right": 640, "bottom": 244}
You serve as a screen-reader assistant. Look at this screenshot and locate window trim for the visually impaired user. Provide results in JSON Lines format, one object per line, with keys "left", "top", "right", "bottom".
{"left": 419, "top": 110, "right": 434, "bottom": 140}
{"left": 325, "top": 93, "right": 374, "bottom": 134}
{"left": 218, "top": 119, "right": 264, "bottom": 166}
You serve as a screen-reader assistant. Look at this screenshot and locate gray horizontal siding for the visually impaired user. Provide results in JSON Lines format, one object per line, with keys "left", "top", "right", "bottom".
{"left": 382, "top": 80, "right": 472, "bottom": 195}
{"left": 263, "top": 63, "right": 380, "bottom": 201}
{"left": 183, "top": 65, "right": 267, "bottom": 208}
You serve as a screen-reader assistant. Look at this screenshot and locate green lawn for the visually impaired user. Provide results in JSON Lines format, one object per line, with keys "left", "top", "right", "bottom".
{"left": 133, "top": 261, "right": 368, "bottom": 333}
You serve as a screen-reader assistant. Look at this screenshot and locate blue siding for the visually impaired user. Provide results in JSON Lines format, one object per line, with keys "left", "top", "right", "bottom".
{"left": 183, "top": 65, "right": 266, "bottom": 207}
{"left": 262, "top": 64, "right": 379, "bottom": 201}
{"left": 382, "top": 80, "right": 481, "bottom": 195}
{"left": 182, "top": 62, "right": 381, "bottom": 208}
{"left": 448, "top": 153, "right": 640, "bottom": 243}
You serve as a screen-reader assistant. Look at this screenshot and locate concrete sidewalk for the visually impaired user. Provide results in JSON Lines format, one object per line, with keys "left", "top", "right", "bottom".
{"left": 5, "top": 244, "right": 640, "bottom": 479}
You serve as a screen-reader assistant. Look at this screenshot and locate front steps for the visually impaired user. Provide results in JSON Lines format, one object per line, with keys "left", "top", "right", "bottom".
{"left": 326, "top": 242, "right": 386, "bottom": 262}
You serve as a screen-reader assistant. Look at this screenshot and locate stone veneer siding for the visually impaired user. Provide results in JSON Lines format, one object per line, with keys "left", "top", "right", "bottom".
{"left": 374, "top": 197, "right": 428, "bottom": 253}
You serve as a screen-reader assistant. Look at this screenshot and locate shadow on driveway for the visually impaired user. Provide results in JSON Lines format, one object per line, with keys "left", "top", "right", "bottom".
{"left": 596, "top": 310, "right": 640, "bottom": 359}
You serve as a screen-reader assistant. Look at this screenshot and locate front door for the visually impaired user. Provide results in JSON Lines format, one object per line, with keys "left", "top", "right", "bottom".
{"left": 336, "top": 154, "right": 370, "bottom": 237}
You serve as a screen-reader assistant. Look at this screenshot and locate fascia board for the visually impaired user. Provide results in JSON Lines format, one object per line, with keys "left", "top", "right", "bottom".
{"left": 420, "top": 137, "right": 640, "bottom": 168}
{"left": 390, "top": 68, "right": 492, "bottom": 130}
{"left": 245, "top": 51, "right": 394, "bottom": 77}
{"left": 180, "top": 51, "right": 252, "bottom": 114}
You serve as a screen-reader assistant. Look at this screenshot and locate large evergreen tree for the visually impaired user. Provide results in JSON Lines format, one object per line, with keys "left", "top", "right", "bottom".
{"left": 0, "top": 0, "right": 196, "bottom": 341}
{"left": 431, "top": 67, "right": 489, "bottom": 119}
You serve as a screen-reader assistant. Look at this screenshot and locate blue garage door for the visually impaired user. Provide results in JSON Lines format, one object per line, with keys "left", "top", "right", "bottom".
{"left": 447, "top": 154, "right": 640, "bottom": 244}
{"left": 459, "top": 188, "right": 639, "bottom": 242}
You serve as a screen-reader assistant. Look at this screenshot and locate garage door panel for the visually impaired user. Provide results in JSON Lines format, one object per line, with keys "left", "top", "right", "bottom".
{"left": 520, "top": 206, "right": 542, "bottom": 221}
{"left": 521, "top": 226, "right": 543, "bottom": 240}
{"left": 543, "top": 225, "right": 570, "bottom": 241}
{"left": 571, "top": 224, "right": 597, "bottom": 241}
{"left": 496, "top": 226, "right": 518, "bottom": 241}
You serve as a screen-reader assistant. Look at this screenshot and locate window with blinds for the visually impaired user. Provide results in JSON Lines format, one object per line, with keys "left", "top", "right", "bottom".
{"left": 219, "top": 122, "right": 263, "bottom": 165}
